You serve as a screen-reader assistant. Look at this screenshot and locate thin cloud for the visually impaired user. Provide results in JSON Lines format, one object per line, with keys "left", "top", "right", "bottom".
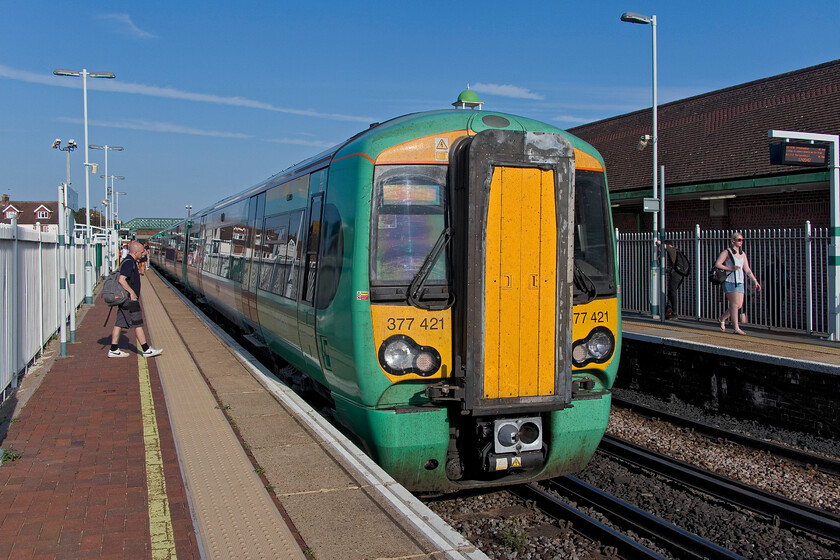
{"left": 472, "top": 82, "right": 544, "bottom": 100}
{"left": 0, "top": 64, "right": 375, "bottom": 123}
{"left": 98, "top": 13, "right": 156, "bottom": 39}
{"left": 58, "top": 116, "right": 253, "bottom": 139}
{"left": 553, "top": 114, "right": 597, "bottom": 124}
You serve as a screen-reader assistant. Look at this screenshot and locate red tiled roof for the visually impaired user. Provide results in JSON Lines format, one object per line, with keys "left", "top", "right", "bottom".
{"left": 0, "top": 200, "right": 58, "bottom": 225}
{"left": 569, "top": 60, "right": 840, "bottom": 193}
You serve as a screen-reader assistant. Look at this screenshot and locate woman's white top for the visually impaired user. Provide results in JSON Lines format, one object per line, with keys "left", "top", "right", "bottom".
{"left": 727, "top": 250, "right": 745, "bottom": 284}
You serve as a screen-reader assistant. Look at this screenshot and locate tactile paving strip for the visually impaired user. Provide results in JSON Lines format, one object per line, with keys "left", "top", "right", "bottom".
{"left": 140, "top": 278, "right": 306, "bottom": 560}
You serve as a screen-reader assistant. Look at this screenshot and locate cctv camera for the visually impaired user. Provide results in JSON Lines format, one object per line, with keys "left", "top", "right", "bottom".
{"left": 636, "top": 134, "right": 652, "bottom": 151}
{"left": 52, "top": 139, "right": 61, "bottom": 149}
{"left": 68, "top": 139, "right": 77, "bottom": 148}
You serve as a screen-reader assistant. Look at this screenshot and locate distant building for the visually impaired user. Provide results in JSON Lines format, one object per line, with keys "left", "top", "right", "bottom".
{"left": 122, "top": 217, "right": 182, "bottom": 242}
{"left": 0, "top": 193, "right": 59, "bottom": 233}
{"left": 569, "top": 59, "right": 839, "bottom": 233}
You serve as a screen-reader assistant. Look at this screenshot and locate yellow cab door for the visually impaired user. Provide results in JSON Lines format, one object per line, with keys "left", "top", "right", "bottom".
{"left": 455, "top": 128, "right": 575, "bottom": 414}
{"left": 484, "top": 166, "right": 557, "bottom": 399}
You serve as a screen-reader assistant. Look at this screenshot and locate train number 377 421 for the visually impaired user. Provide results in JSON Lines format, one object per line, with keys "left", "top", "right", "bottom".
{"left": 386, "top": 317, "right": 445, "bottom": 331}
{"left": 573, "top": 311, "right": 610, "bottom": 325}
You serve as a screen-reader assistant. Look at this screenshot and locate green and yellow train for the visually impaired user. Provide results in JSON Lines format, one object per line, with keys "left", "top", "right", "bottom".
{"left": 150, "top": 105, "right": 621, "bottom": 492}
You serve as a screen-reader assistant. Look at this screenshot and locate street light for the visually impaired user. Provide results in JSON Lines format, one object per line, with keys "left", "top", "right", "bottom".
{"left": 100, "top": 174, "right": 125, "bottom": 232}
{"left": 90, "top": 144, "right": 123, "bottom": 275}
{"left": 621, "top": 11, "right": 661, "bottom": 317}
{"left": 52, "top": 138, "right": 79, "bottom": 348}
{"left": 185, "top": 205, "right": 192, "bottom": 220}
{"left": 114, "top": 191, "right": 127, "bottom": 231}
{"left": 52, "top": 139, "right": 77, "bottom": 189}
{"left": 53, "top": 68, "right": 116, "bottom": 304}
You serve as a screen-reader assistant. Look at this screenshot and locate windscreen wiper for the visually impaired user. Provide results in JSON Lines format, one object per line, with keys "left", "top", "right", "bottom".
{"left": 407, "top": 227, "right": 452, "bottom": 310}
{"left": 574, "top": 261, "right": 597, "bottom": 304}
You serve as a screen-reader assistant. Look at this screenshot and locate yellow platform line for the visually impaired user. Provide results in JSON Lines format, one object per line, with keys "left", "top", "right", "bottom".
{"left": 138, "top": 346, "right": 178, "bottom": 560}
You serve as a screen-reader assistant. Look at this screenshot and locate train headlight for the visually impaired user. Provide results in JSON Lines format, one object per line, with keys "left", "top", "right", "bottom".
{"left": 493, "top": 417, "right": 543, "bottom": 454}
{"left": 378, "top": 335, "right": 441, "bottom": 376}
{"left": 572, "top": 326, "right": 615, "bottom": 367}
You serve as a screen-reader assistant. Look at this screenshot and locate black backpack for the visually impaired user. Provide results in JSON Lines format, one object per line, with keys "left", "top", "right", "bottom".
{"left": 673, "top": 249, "right": 690, "bottom": 276}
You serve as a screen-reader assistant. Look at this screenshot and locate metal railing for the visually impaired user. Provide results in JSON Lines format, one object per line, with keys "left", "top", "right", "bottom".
{"left": 0, "top": 224, "right": 91, "bottom": 400}
{"left": 617, "top": 222, "right": 830, "bottom": 336}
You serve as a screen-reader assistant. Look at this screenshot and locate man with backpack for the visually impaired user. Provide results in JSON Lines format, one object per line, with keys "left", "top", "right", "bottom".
{"left": 658, "top": 240, "right": 690, "bottom": 320}
{"left": 108, "top": 240, "right": 163, "bottom": 358}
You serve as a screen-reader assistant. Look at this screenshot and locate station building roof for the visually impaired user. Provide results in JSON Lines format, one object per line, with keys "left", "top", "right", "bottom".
{"left": 122, "top": 217, "right": 181, "bottom": 232}
{"left": 568, "top": 59, "right": 840, "bottom": 199}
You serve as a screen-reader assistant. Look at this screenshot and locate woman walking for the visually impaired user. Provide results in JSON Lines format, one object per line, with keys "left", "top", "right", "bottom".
{"left": 716, "top": 232, "right": 761, "bottom": 335}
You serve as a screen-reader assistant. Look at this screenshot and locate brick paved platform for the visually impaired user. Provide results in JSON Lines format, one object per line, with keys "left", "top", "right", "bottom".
{"left": 0, "top": 291, "right": 199, "bottom": 559}
{"left": 0, "top": 272, "right": 485, "bottom": 560}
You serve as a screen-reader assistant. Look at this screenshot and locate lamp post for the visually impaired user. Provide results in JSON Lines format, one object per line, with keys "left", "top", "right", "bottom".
{"left": 53, "top": 68, "right": 116, "bottom": 304}
{"left": 114, "top": 191, "right": 127, "bottom": 232}
{"left": 621, "top": 11, "right": 660, "bottom": 317}
{"left": 100, "top": 173, "right": 124, "bottom": 274}
{"left": 185, "top": 205, "right": 192, "bottom": 220}
{"left": 90, "top": 144, "right": 123, "bottom": 275}
{"left": 52, "top": 139, "right": 77, "bottom": 353}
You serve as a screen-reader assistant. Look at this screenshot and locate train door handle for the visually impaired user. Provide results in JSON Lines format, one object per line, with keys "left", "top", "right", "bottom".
{"left": 502, "top": 274, "right": 512, "bottom": 289}
{"left": 319, "top": 336, "right": 332, "bottom": 370}
{"left": 529, "top": 274, "right": 539, "bottom": 289}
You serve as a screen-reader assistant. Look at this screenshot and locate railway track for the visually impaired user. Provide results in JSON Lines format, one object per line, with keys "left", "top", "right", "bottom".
{"left": 612, "top": 396, "right": 840, "bottom": 476}
{"left": 514, "top": 479, "right": 743, "bottom": 560}
{"left": 599, "top": 434, "right": 840, "bottom": 543}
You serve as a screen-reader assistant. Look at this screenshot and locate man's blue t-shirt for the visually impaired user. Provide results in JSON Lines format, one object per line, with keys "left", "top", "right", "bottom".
{"left": 119, "top": 255, "right": 141, "bottom": 297}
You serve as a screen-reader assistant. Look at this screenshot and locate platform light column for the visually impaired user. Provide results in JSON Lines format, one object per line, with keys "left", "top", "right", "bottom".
{"left": 621, "top": 12, "right": 659, "bottom": 317}
{"left": 53, "top": 68, "right": 116, "bottom": 303}
{"left": 90, "top": 144, "right": 123, "bottom": 275}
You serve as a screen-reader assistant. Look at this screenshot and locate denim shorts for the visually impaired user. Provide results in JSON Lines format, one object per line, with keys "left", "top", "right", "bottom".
{"left": 723, "top": 281, "right": 744, "bottom": 294}
{"left": 115, "top": 300, "right": 144, "bottom": 328}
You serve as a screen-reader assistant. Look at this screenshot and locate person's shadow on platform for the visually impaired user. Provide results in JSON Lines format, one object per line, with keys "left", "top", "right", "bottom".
{"left": 97, "top": 333, "right": 141, "bottom": 354}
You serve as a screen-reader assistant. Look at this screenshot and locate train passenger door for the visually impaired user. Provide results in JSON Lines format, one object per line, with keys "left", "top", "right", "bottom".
{"left": 242, "top": 193, "right": 265, "bottom": 328}
{"left": 298, "top": 170, "right": 327, "bottom": 378}
{"left": 452, "top": 129, "right": 575, "bottom": 415}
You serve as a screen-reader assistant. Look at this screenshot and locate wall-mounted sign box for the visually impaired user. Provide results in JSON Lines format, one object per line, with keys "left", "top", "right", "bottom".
{"left": 769, "top": 142, "right": 829, "bottom": 167}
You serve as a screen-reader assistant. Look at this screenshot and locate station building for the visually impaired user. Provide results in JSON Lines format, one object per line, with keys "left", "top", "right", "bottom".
{"left": 568, "top": 59, "right": 840, "bottom": 233}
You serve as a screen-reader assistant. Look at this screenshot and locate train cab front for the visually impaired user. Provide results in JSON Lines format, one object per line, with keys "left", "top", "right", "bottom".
{"left": 367, "top": 119, "right": 619, "bottom": 492}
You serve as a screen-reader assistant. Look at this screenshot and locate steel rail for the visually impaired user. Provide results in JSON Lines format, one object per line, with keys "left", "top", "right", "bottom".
{"left": 612, "top": 397, "right": 840, "bottom": 476}
{"left": 543, "top": 477, "right": 744, "bottom": 560}
{"left": 512, "top": 483, "right": 672, "bottom": 560}
{"left": 600, "top": 435, "right": 840, "bottom": 542}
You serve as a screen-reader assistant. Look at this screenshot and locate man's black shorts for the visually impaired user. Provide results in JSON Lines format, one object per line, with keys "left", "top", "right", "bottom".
{"left": 115, "top": 300, "right": 144, "bottom": 329}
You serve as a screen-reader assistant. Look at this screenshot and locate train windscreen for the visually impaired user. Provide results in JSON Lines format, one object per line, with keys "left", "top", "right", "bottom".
{"left": 574, "top": 170, "right": 616, "bottom": 295}
{"left": 370, "top": 165, "right": 448, "bottom": 287}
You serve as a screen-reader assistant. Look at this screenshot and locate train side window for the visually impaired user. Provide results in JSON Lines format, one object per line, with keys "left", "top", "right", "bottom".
{"left": 261, "top": 213, "right": 290, "bottom": 295}
{"left": 285, "top": 210, "right": 305, "bottom": 300}
{"left": 315, "top": 203, "right": 344, "bottom": 310}
{"left": 302, "top": 193, "right": 324, "bottom": 305}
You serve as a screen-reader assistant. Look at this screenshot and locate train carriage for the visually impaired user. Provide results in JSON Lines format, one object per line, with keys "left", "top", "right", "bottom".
{"left": 151, "top": 105, "right": 620, "bottom": 492}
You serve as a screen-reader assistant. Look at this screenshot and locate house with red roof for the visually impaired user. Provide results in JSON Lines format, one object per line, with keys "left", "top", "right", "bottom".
{"left": 1, "top": 194, "right": 59, "bottom": 233}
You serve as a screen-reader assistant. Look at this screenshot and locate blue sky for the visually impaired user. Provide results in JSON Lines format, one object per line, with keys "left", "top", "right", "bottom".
{"left": 1, "top": 1, "right": 838, "bottom": 221}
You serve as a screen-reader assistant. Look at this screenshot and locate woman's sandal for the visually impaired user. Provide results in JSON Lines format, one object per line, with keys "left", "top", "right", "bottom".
{"left": 734, "top": 329, "right": 746, "bottom": 335}
{"left": 719, "top": 320, "right": 726, "bottom": 332}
